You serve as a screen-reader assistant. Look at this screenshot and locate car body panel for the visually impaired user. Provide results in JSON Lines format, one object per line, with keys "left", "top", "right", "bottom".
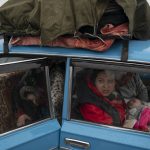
{"left": 0, "top": 40, "right": 148, "bottom": 63}
{"left": 0, "top": 56, "right": 61, "bottom": 150}
{"left": 0, "top": 119, "right": 60, "bottom": 150}
{"left": 60, "top": 57, "right": 150, "bottom": 150}
{"left": 60, "top": 120, "right": 150, "bottom": 150}
{"left": 0, "top": 38, "right": 150, "bottom": 150}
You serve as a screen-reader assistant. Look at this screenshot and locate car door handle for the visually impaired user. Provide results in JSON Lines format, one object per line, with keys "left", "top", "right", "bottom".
{"left": 65, "top": 138, "right": 90, "bottom": 149}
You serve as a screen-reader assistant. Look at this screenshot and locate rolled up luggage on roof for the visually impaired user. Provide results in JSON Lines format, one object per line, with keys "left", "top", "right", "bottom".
{"left": 0, "top": 0, "right": 150, "bottom": 44}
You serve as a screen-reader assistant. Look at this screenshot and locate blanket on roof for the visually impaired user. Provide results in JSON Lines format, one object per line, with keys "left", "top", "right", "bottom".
{"left": 0, "top": 0, "right": 150, "bottom": 44}
{"left": 10, "top": 23, "right": 128, "bottom": 52}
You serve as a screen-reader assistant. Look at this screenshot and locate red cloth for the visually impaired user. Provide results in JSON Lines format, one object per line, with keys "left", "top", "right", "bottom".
{"left": 10, "top": 23, "right": 128, "bottom": 52}
{"left": 134, "top": 107, "right": 150, "bottom": 131}
{"left": 80, "top": 80, "right": 126, "bottom": 125}
{"left": 80, "top": 103, "right": 113, "bottom": 124}
{"left": 16, "top": 108, "right": 25, "bottom": 118}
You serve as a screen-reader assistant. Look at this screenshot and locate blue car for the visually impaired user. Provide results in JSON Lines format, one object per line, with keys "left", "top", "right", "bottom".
{"left": 0, "top": 36, "right": 150, "bottom": 150}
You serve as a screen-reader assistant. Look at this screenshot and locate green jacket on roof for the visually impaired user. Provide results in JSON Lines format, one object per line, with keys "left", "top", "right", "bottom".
{"left": 0, "top": 0, "right": 150, "bottom": 44}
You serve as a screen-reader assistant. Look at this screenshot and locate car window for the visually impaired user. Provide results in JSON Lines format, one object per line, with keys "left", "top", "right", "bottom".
{"left": 0, "top": 66, "right": 51, "bottom": 134}
{"left": 71, "top": 66, "right": 150, "bottom": 133}
{"left": 0, "top": 0, "right": 8, "bottom": 7}
{"left": 0, "top": 56, "right": 65, "bottom": 135}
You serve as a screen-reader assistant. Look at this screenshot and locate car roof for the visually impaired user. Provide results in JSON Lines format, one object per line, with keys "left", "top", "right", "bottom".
{"left": 0, "top": 38, "right": 150, "bottom": 63}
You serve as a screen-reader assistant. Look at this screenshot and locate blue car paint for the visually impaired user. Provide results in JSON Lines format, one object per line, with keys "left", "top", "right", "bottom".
{"left": 62, "top": 58, "right": 71, "bottom": 120}
{"left": 8, "top": 41, "right": 122, "bottom": 60}
{"left": 0, "top": 40, "right": 149, "bottom": 63}
{"left": 60, "top": 121, "right": 150, "bottom": 150}
{"left": 60, "top": 57, "right": 150, "bottom": 150}
{"left": 0, "top": 119, "right": 60, "bottom": 150}
{"left": 0, "top": 39, "right": 3, "bottom": 54}
{"left": 128, "top": 40, "right": 150, "bottom": 62}
{"left": 0, "top": 39, "right": 150, "bottom": 150}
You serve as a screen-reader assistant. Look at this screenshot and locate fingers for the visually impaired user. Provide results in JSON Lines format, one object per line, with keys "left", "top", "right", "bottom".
{"left": 17, "top": 114, "right": 31, "bottom": 127}
{"left": 24, "top": 114, "right": 31, "bottom": 120}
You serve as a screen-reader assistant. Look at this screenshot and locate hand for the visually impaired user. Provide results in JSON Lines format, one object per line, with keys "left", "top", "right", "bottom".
{"left": 17, "top": 114, "right": 31, "bottom": 127}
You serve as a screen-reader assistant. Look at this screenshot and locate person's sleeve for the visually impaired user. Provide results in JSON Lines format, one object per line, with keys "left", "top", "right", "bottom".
{"left": 135, "top": 74, "right": 148, "bottom": 101}
{"left": 136, "top": 108, "right": 150, "bottom": 131}
{"left": 16, "top": 108, "right": 25, "bottom": 118}
{"left": 79, "top": 103, "right": 113, "bottom": 125}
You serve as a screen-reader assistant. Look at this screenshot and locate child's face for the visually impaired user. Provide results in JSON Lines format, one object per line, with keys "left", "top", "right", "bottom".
{"left": 95, "top": 71, "right": 115, "bottom": 96}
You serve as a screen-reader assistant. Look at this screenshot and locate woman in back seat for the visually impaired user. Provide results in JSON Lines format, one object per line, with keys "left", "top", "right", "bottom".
{"left": 74, "top": 69, "right": 126, "bottom": 126}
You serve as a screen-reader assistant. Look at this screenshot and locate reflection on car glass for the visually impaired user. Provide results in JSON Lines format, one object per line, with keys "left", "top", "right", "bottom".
{"left": 0, "top": 67, "right": 50, "bottom": 134}
{"left": 13, "top": 68, "right": 50, "bottom": 127}
{"left": 0, "top": 62, "right": 66, "bottom": 134}
{"left": 71, "top": 67, "right": 150, "bottom": 132}
{"left": 0, "top": 0, "right": 8, "bottom": 7}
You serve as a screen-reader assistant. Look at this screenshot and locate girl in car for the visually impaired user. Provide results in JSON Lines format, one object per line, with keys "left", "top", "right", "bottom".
{"left": 75, "top": 69, "right": 126, "bottom": 126}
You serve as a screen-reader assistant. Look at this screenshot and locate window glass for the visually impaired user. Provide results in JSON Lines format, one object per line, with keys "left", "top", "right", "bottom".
{"left": 71, "top": 67, "right": 150, "bottom": 133}
{"left": 0, "top": 0, "right": 8, "bottom": 7}
{"left": 0, "top": 67, "right": 50, "bottom": 134}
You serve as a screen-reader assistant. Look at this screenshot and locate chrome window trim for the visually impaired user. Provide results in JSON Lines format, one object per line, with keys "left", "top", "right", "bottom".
{"left": 0, "top": 57, "right": 47, "bottom": 66}
{"left": 72, "top": 59, "right": 150, "bottom": 73}
{"left": 73, "top": 57, "right": 150, "bottom": 66}
{"left": 0, "top": 118, "right": 51, "bottom": 136}
{"left": 0, "top": 59, "right": 55, "bottom": 135}
{"left": 70, "top": 118, "right": 150, "bottom": 135}
{"left": 59, "top": 147, "right": 71, "bottom": 150}
{"left": 0, "top": 57, "right": 49, "bottom": 74}
{"left": 48, "top": 146, "right": 59, "bottom": 150}
{"left": 65, "top": 138, "right": 90, "bottom": 149}
{"left": 69, "top": 58, "right": 150, "bottom": 134}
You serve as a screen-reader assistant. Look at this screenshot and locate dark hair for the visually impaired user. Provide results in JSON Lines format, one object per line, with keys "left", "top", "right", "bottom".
{"left": 90, "top": 69, "right": 104, "bottom": 85}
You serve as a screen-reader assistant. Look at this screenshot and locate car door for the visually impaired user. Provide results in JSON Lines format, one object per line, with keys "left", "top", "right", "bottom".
{"left": 0, "top": 57, "right": 60, "bottom": 150}
{"left": 1, "top": 36, "right": 150, "bottom": 150}
{"left": 59, "top": 58, "right": 150, "bottom": 150}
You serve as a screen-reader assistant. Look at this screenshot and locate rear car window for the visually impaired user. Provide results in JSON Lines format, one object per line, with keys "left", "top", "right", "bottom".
{"left": 71, "top": 66, "right": 150, "bottom": 133}
{"left": 0, "top": 65, "right": 51, "bottom": 134}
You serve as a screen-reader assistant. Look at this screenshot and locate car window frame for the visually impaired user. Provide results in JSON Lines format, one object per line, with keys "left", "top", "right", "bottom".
{"left": 0, "top": 57, "right": 56, "bottom": 135}
{"left": 67, "top": 58, "right": 150, "bottom": 134}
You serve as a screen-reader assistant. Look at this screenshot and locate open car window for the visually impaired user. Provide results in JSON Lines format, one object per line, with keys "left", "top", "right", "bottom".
{"left": 0, "top": 58, "right": 52, "bottom": 134}
{"left": 71, "top": 64, "right": 150, "bottom": 133}
{"left": 0, "top": 57, "right": 65, "bottom": 135}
